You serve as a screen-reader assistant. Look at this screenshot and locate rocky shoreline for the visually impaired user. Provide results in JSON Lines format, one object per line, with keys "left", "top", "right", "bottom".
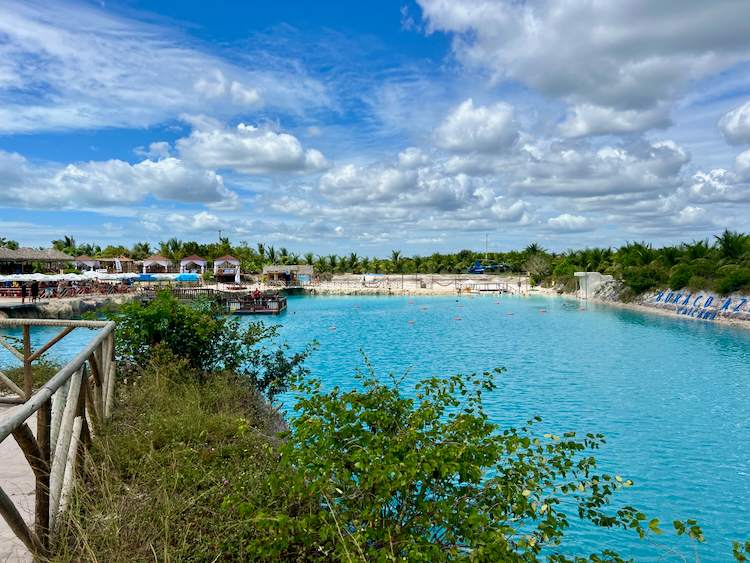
{"left": 0, "top": 294, "right": 134, "bottom": 320}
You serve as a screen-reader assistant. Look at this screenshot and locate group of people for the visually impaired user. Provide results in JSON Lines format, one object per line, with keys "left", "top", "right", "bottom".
{"left": 19, "top": 281, "right": 40, "bottom": 304}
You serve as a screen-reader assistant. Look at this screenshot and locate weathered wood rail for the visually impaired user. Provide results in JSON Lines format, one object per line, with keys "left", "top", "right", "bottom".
{"left": 0, "top": 318, "right": 116, "bottom": 559}
{"left": 138, "top": 286, "right": 222, "bottom": 302}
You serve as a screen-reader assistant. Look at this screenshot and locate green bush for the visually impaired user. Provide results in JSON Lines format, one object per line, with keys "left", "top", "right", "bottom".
{"left": 225, "top": 369, "right": 705, "bottom": 561}
{"left": 113, "top": 291, "right": 312, "bottom": 400}
{"left": 668, "top": 263, "right": 693, "bottom": 290}
{"left": 716, "top": 268, "right": 750, "bottom": 295}
{"left": 622, "top": 265, "right": 667, "bottom": 294}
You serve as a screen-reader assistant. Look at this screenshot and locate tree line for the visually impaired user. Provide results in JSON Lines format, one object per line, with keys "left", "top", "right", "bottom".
{"left": 3, "top": 230, "right": 749, "bottom": 295}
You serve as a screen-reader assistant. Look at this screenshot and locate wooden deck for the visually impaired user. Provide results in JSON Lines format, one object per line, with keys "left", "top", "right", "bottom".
{"left": 228, "top": 294, "right": 287, "bottom": 315}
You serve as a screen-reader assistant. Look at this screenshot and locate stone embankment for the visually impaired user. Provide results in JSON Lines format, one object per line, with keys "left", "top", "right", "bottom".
{"left": 0, "top": 294, "right": 134, "bottom": 320}
{"left": 586, "top": 280, "right": 750, "bottom": 329}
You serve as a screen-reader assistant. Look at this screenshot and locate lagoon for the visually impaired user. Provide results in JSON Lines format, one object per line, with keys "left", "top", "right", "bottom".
{"left": 2, "top": 294, "right": 749, "bottom": 560}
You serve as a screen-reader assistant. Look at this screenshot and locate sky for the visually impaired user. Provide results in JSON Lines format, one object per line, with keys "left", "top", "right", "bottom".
{"left": 2, "top": 0, "right": 750, "bottom": 255}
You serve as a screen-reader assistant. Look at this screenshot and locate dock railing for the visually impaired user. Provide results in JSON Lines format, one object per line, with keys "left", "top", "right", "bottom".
{"left": 0, "top": 318, "right": 116, "bottom": 557}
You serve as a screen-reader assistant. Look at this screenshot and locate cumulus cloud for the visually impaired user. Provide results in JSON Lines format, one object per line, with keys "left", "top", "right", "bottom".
{"left": 513, "top": 139, "right": 689, "bottom": 197}
{"left": 177, "top": 122, "right": 327, "bottom": 174}
{"left": 418, "top": 0, "right": 750, "bottom": 135}
{"left": 719, "top": 100, "right": 750, "bottom": 145}
{"left": 194, "top": 69, "right": 262, "bottom": 107}
{"left": 0, "top": 150, "right": 236, "bottom": 209}
{"left": 434, "top": 99, "right": 519, "bottom": 153}
{"left": 398, "top": 147, "right": 429, "bottom": 169}
{"left": 547, "top": 213, "right": 592, "bottom": 232}
{"left": 559, "top": 104, "right": 672, "bottom": 138}
{"left": 320, "top": 164, "right": 418, "bottom": 204}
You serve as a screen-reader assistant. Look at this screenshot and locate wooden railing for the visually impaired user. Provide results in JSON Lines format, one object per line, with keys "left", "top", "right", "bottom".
{"left": 0, "top": 319, "right": 116, "bottom": 557}
{"left": 138, "top": 286, "right": 217, "bottom": 302}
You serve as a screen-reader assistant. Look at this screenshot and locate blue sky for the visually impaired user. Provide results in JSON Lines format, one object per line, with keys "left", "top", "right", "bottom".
{"left": 2, "top": 0, "right": 750, "bottom": 255}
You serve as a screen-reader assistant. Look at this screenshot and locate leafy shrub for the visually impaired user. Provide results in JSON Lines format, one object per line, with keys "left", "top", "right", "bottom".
{"left": 225, "top": 369, "right": 704, "bottom": 561}
{"left": 113, "top": 291, "right": 312, "bottom": 400}
{"left": 668, "top": 263, "right": 693, "bottom": 290}
{"left": 622, "top": 265, "right": 667, "bottom": 294}
{"left": 716, "top": 268, "right": 750, "bottom": 295}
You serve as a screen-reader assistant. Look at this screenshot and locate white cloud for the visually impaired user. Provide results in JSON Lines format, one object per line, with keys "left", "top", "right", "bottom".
{"left": 0, "top": 151, "right": 236, "bottom": 209}
{"left": 398, "top": 147, "right": 429, "bottom": 169}
{"left": 434, "top": 99, "right": 519, "bottom": 153}
{"left": 513, "top": 139, "right": 689, "bottom": 197}
{"left": 559, "top": 104, "right": 671, "bottom": 138}
{"left": 0, "top": 1, "right": 327, "bottom": 133}
{"left": 177, "top": 122, "right": 328, "bottom": 174}
{"left": 547, "top": 213, "right": 592, "bottom": 232}
{"left": 320, "top": 164, "right": 418, "bottom": 204}
{"left": 719, "top": 100, "right": 750, "bottom": 145}
{"left": 418, "top": 0, "right": 750, "bottom": 136}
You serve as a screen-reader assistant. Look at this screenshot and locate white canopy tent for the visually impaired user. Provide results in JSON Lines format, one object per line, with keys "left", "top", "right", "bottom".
{"left": 214, "top": 255, "right": 241, "bottom": 284}
{"left": 0, "top": 272, "right": 140, "bottom": 283}
{"left": 142, "top": 255, "right": 172, "bottom": 274}
{"left": 74, "top": 256, "right": 100, "bottom": 271}
{"left": 180, "top": 255, "right": 207, "bottom": 274}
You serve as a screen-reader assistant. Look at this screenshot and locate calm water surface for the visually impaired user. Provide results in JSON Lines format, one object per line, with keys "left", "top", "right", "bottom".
{"left": 2, "top": 294, "right": 749, "bottom": 560}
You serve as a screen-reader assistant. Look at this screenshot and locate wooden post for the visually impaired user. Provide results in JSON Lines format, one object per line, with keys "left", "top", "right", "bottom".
{"left": 23, "top": 325, "right": 32, "bottom": 399}
{"left": 35, "top": 398, "right": 51, "bottom": 550}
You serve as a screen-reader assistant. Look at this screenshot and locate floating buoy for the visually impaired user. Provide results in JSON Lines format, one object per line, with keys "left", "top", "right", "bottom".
{"left": 506, "top": 312, "right": 514, "bottom": 316}
{"left": 420, "top": 306, "right": 428, "bottom": 311}
{"left": 408, "top": 319, "right": 415, "bottom": 324}
{"left": 329, "top": 325, "right": 337, "bottom": 331}
{"left": 454, "top": 316, "right": 462, "bottom": 320}
{"left": 539, "top": 309, "right": 547, "bottom": 313}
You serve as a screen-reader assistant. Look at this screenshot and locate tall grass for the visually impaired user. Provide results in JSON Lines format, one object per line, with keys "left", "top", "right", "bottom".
{"left": 51, "top": 346, "right": 284, "bottom": 562}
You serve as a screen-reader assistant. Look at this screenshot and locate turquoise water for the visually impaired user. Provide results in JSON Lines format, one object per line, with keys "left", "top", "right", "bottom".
{"left": 2, "top": 294, "right": 749, "bottom": 560}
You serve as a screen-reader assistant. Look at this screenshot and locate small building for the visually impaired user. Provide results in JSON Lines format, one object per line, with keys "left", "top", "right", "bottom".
{"left": 0, "top": 247, "right": 75, "bottom": 274}
{"left": 574, "top": 271, "right": 614, "bottom": 299}
{"left": 74, "top": 255, "right": 100, "bottom": 271}
{"left": 214, "top": 255, "right": 241, "bottom": 284}
{"left": 180, "top": 255, "right": 207, "bottom": 274}
{"left": 142, "top": 255, "right": 172, "bottom": 274}
{"left": 99, "top": 256, "right": 138, "bottom": 273}
{"left": 263, "top": 264, "right": 314, "bottom": 286}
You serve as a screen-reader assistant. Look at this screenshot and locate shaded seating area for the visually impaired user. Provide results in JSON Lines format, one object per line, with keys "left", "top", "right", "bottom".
{"left": 0, "top": 247, "right": 74, "bottom": 274}
{"left": 180, "top": 255, "right": 207, "bottom": 274}
{"left": 74, "top": 255, "right": 100, "bottom": 271}
{"left": 213, "top": 255, "right": 241, "bottom": 283}
{"left": 263, "top": 264, "right": 314, "bottom": 286}
{"left": 99, "top": 256, "right": 138, "bottom": 273}
{"left": 142, "top": 255, "right": 172, "bottom": 274}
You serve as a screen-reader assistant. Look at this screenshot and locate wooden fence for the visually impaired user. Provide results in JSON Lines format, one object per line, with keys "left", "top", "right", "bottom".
{"left": 0, "top": 318, "right": 116, "bottom": 557}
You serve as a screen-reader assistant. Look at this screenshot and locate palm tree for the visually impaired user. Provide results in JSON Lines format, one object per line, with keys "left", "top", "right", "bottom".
{"left": 0, "top": 237, "right": 18, "bottom": 250}
{"left": 304, "top": 252, "right": 315, "bottom": 266}
{"left": 390, "top": 250, "right": 402, "bottom": 273}
{"left": 714, "top": 229, "right": 747, "bottom": 260}
{"left": 52, "top": 235, "right": 76, "bottom": 255}
{"left": 681, "top": 239, "right": 709, "bottom": 261}
{"left": 348, "top": 252, "right": 359, "bottom": 273}
{"left": 159, "top": 237, "right": 183, "bottom": 260}
{"left": 267, "top": 246, "right": 277, "bottom": 264}
{"left": 279, "top": 247, "right": 289, "bottom": 264}
{"left": 131, "top": 242, "right": 152, "bottom": 260}
{"left": 257, "top": 243, "right": 266, "bottom": 262}
{"left": 524, "top": 242, "right": 544, "bottom": 256}
{"left": 328, "top": 254, "right": 339, "bottom": 273}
